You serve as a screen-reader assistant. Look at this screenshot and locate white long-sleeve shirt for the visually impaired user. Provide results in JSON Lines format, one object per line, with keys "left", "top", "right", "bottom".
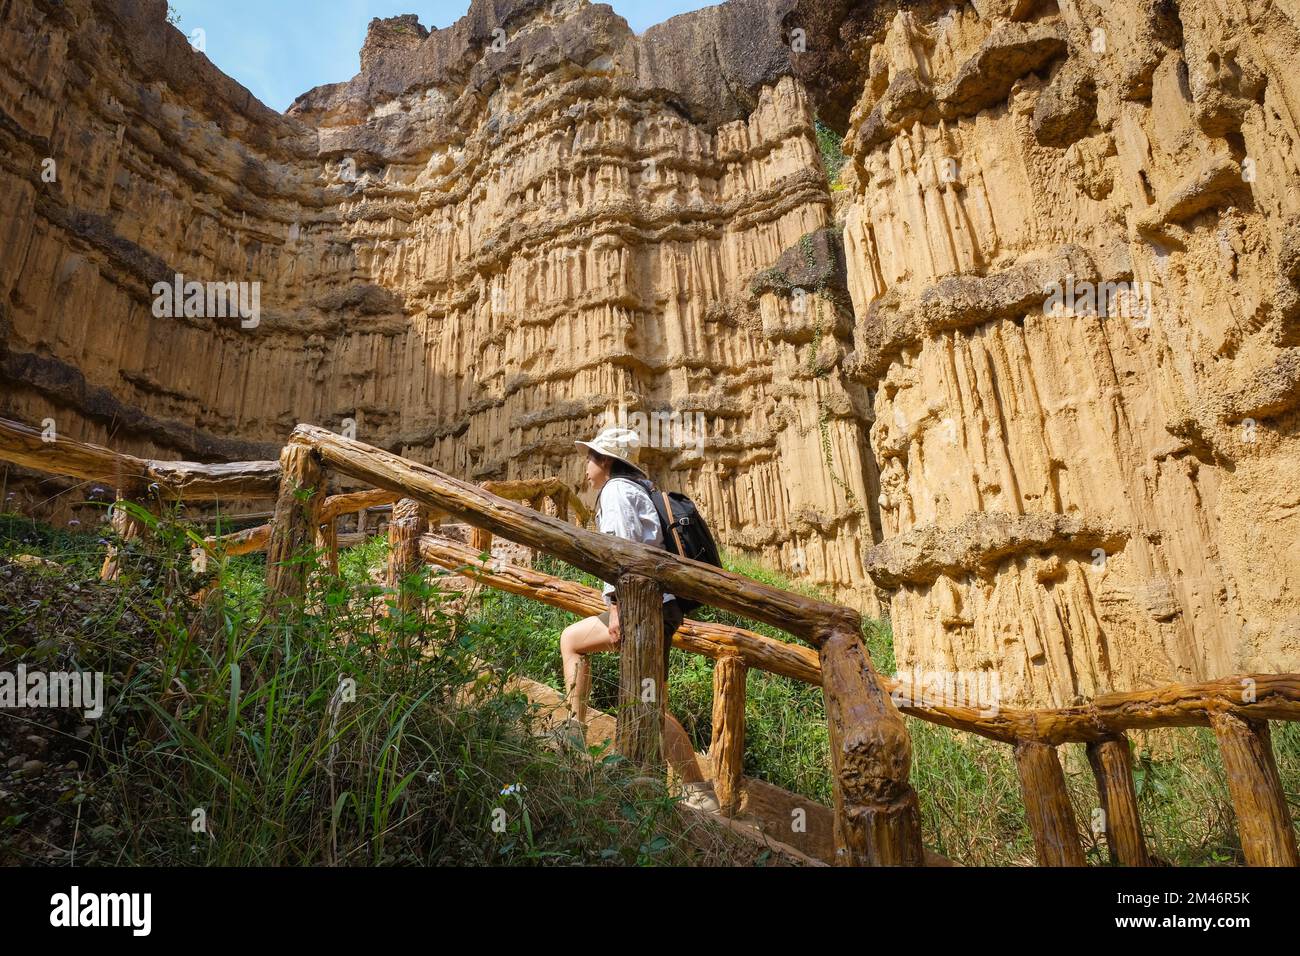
{"left": 596, "top": 477, "right": 674, "bottom": 605}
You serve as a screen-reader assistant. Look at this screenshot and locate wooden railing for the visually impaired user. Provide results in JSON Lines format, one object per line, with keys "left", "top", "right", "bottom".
{"left": 409, "top": 538, "right": 1300, "bottom": 866}
{"left": 2, "top": 414, "right": 1298, "bottom": 867}
{"left": 268, "top": 424, "right": 921, "bottom": 864}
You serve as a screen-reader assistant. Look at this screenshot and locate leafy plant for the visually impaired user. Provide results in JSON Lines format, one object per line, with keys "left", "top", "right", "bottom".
{"left": 815, "top": 120, "right": 846, "bottom": 186}
{"left": 0, "top": 518, "right": 762, "bottom": 867}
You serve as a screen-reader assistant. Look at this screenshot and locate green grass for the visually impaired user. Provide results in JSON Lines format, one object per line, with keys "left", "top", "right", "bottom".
{"left": 3, "top": 513, "right": 1297, "bottom": 866}
{"left": 467, "top": 547, "right": 1300, "bottom": 867}
{"left": 0, "top": 512, "right": 765, "bottom": 866}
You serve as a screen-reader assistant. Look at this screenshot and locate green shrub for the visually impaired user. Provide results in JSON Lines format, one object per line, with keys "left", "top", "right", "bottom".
{"left": 815, "top": 120, "right": 846, "bottom": 186}
{"left": 0, "top": 517, "right": 758, "bottom": 866}
{"left": 4, "top": 516, "right": 1296, "bottom": 867}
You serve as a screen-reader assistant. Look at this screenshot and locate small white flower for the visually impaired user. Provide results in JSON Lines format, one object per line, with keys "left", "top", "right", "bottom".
{"left": 500, "top": 783, "right": 526, "bottom": 797}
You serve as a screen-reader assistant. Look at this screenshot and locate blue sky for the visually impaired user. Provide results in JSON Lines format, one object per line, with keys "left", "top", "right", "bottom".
{"left": 168, "top": 1, "right": 716, "bottom": 112}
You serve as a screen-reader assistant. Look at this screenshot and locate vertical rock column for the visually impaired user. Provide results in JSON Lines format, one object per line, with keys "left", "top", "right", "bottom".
{"left": 800, "top": 0, "right": 1300, "bottom": 705}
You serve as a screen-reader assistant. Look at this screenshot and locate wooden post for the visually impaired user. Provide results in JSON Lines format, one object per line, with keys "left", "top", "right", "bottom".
{"left": 317, "top": 519, "right": 340, "bottom": 578}
{"left": 264, "top": 442, "right": 323, "bottom": 618}
{"left": 100, "top": 482, "right": 151, "bottom": 581}
{"left": 1086, "top": 736, "right": 1149, "bottom": 866}
{"left": 817, "top": 625, "right": 923, "bottom": 865}
{"left": 1015, "top": 740, "right": 1085, "bottom": 866}
{"left": 470, "top": 526, "right": 493, "bottom": 555}
{"left": 387, "top": 498, "right": 427, "bottom": 615}
{"left": 615, "top": 573, "right": 664, "bottom": 772}
{"left": 1210, "top": 711, "right": 1299, "bottom": 866}
{"left": 709, "top": 655, "right": 747, "bottom": 817}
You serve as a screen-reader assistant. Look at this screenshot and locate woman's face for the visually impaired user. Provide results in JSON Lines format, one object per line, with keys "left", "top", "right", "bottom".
{"left": 584, "top": 451, "right": 611, "bottom": 491}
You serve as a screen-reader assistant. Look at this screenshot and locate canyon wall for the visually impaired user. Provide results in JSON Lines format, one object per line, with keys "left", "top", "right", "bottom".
{"left": 793, "top": 0, "right": 1300, "bottom": 703}
{"left": 4, "top": 0, "right": 1300, "bottom": 705}
{"left": 0, "top": 0, "right": 880, "bottom": 606}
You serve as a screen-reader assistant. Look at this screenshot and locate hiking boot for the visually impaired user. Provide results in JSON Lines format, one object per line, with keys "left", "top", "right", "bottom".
{"left": 680, "top": 781, "right": 721, "bottom": 813}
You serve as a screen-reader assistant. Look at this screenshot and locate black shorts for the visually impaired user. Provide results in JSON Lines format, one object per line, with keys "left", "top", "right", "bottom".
{"left": 599, "top": 598, "right": 684, "bottom": 678}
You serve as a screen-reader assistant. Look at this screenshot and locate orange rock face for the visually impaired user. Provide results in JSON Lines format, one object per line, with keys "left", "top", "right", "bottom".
{"left": 4, "top": 0, "right": 1300, "bottom": 704}
{"left": 0, "top": 0, "right": 877, "bottom": 608}
{"left": 816, "top": 0, "right": 1300, "bottom": 703}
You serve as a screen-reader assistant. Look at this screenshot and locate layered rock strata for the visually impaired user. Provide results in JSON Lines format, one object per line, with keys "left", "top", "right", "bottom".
{"left": 5, "top": 0, "right": 1300, "bottom": 704}
{"left": 0, "top": 0, "right": 882, "bottom": 605}
{"left": 794, "top": 0, "right": 1300, "bottom": 702}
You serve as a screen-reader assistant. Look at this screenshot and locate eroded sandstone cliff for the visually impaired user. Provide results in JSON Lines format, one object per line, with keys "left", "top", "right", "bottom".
{"left": 3, "top": 0, "right": 1300, "bottom": 705}
{"left": 792, "top": 0, "right": 1300, "bottom": 703}
{"left": 0, "top": 0, "right": 879, "bottom": 608}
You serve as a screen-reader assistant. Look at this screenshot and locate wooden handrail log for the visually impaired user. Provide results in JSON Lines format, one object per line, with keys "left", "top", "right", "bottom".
{"left": 194, "top": 502, "right": 395, "bottom": 525}
{"left": 482, "top": 478, "right": 593, "bottom": 525}
{"left": 416, "top": 532, "right": 822, "bottom": 682}
{"left": 203, "top": 522, "right": 1300, "bottom": 741}
{"left": 317, "top": 489, "right": 404, "bottom": 523}
{"left": 0, "top": 416, "right": 279, "bottom": 500}
{"left": 205, "top": 523, "right": 272, "bottom": 557}
{"left": 292, "top": 424, "right": 858, "bottom": 643}
{"left": 883, "top": 673, "right": 1300, "bottom": 744}
{"left": 194, "top": 510, "right": 276, "bottom": 525}
{"left": 206, "top": 490, "right": 405, "bottom": 554}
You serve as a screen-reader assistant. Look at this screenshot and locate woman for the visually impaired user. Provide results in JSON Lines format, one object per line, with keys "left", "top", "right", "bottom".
{"left": 559, "top": 426, "right": 719, "bottom": 812}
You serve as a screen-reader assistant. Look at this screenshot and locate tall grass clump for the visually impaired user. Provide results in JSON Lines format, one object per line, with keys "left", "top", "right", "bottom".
{"left": 0, "top": 510, "right": 765, "bottom": 867}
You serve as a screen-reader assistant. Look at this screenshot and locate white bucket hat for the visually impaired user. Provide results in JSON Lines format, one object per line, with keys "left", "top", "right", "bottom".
{"left": 575, "top": 427, "right": 647, "bottom": 477}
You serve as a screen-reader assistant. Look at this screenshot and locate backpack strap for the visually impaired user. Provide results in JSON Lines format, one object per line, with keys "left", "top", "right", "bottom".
{"left": 600, "top": 478, "right": 684, "bottom": 555}
{"left": 661, "top": 492, "right": 687, "bottom": 557}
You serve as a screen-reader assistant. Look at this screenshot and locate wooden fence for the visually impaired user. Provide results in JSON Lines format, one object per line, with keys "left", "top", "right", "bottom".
{"left": 2, "top": 415, "right": 1297, "bottom": 867}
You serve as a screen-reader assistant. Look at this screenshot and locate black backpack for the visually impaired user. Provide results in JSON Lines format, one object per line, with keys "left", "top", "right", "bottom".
{"left": 605, "top": 477, "right": 722, "bottom": 615}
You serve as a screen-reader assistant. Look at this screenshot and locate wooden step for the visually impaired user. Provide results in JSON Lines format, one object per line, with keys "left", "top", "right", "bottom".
{"left": 508, "top": 675, "right": 954, "bottom": 866}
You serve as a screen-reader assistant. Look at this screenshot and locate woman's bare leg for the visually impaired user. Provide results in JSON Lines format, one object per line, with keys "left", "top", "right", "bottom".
{"left": 560, "top": 616, "right": 615, "bottom": 719}
{"left": 560, "top": 617, "right": 709, "bottom": 787}
{"left": 572, "top": 658, "right": 590, "bottom": 724}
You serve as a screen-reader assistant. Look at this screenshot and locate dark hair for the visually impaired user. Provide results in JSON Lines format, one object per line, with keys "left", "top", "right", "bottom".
{"left": 588, "top": 449, "right": 642, "bottom": 480}
{"left": 610, "top": 459, "right": 642, "bottom": 480}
